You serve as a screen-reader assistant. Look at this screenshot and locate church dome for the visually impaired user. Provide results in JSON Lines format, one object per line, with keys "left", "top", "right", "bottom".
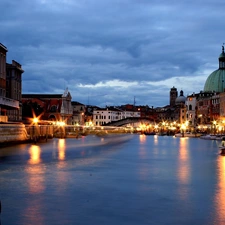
{"left": 204, "top": 70, "right": 225, "bottom": 92}
{"left": 175, "top": 90, "right": 186, "bottom": 104}
{"left": 204, "top": 45, "right": 225, "bottom": 92}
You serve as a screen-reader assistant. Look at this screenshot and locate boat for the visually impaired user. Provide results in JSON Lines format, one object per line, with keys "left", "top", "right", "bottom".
{"left": 175, "top": 132, "right": 201, "bottom": 138}
{"left": 144, "top": 131, "right": 156, "bottom": 135}
{"left": 200, "top": 134, "right": 217, "bottom": 140}
{"left": 219, "top": 145, "right": 225, "bottom": 155}
{"left": 200, "top": 135, "right": 225, "bottom": 140}
{"left": 219, "top": 139, "right": 225, "bottom": 155}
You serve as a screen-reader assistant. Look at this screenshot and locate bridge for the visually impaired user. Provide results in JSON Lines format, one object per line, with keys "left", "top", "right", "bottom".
{"left": 103, "top": 117, "right": 156, "bottom": 127}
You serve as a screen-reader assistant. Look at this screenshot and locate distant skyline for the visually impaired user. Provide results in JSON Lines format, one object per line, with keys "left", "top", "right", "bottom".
{"left": 1, "top": 0, "right": 225, "bottom": 107}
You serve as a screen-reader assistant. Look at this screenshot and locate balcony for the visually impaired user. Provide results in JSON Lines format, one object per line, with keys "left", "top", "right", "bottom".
{"left": 0, "top": 96, "right": 19, "bottom": 109}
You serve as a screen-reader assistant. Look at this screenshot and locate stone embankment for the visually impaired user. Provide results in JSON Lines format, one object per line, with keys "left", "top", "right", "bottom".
{"left": 0, "top": 123, "right": 30, "bottom": 146}
{"left": 0, "top": 123, "right": 133, "bottom": 147}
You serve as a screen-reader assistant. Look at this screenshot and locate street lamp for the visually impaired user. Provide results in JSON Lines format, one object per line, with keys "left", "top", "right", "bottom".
{"left": 181, "top": 123, "right": 186, "bottom": 137}
{"left": 33, "top": 117, "right": 39, "bottom": 124}
{"left": 213, "top": 120, "right": 217, "bottom": 135}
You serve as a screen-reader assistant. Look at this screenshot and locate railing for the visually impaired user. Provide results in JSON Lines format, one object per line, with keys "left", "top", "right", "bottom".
{"left": 0, "top": 96, "right": 19, "bottom": 109}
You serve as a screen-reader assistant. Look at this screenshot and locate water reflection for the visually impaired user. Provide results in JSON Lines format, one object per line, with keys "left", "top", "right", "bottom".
{"left": 22, "top": 198, "right": 44, "bottom": 225}
{"left": 28, "top": 145, "right": 41, "bottom": 165}
{"left": 139, "top": 134, "right": 146, "bottom": 144}
{"left": 177, "top": 138, "right": 190, "bottom": 200}
{"left": 58, "top": 138, "right": 66, "bottom": 161}
{"left": 214, "top": 156, "right": 225, "bottom": 224}
{"left": 138, "top": 135, "right": 147, "bottom": 160}
{"left": 154, "top": 135, "right": 158, "bottom": 144}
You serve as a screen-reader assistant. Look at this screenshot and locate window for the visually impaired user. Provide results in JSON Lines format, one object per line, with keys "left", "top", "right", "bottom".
{"left": 50, "top": 105, "right": 57, "bottom": 112}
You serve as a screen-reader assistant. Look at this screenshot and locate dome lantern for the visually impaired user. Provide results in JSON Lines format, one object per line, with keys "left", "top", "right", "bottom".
{"left": 219, "top": 44, "right": 225, "bottom": 69}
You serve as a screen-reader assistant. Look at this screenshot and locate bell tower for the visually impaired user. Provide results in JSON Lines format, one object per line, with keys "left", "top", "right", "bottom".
{"left": 170, "top": 86, "right": 178, "bottom": 106}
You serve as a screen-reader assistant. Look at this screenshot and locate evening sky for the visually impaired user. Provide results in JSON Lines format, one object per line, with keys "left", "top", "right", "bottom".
{"left": 1, "top": 0, "right": 225, "bottom": 107}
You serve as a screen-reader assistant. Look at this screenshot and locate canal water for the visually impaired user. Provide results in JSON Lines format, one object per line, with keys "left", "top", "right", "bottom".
{"left": 0, "top": 134, "right": 224, "bottom": 225}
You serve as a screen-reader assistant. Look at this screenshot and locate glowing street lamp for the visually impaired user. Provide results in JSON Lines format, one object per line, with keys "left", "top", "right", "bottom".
{"left": 181, "top": 123, "right": 187, "bottom": 137}
{"left": 33, "top": 118, "right": 39, "bottom": 124}
{"left": 212, "top": 120, "right": 218, "bottom": 134}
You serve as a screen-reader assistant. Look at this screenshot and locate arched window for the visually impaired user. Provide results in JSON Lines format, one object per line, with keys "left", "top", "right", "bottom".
{"left": 50, "top": 105, "right": 57, "bottom": 112}
{"left": 189, "top": 105, "right": 192, "bottom": 110}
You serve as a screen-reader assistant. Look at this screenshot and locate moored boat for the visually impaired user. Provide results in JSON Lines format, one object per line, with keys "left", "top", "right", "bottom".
{"left": 144, "top": 131, "right": 156, "bottom": 135}
{"left": 175, "top": 132, "right": 201, "bottom": 138}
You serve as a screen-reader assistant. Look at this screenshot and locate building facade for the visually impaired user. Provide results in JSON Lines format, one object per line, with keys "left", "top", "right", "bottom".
{"left": 22, "top": 88, "right": 73, "bottom": 125}
{"left": 93, "top": 106, "right": 141, "bottom": 126}
{"left": 186, "top": 93, "right": 198, "bottom": 127}
{"left": 71, "top": 101, "right": 85, "bottom": 125}
{"left": 6, "top": 60, "right": 24, "bottom": 121}
{"left": 0, "top": 43, "right": 21, "bottom": 122}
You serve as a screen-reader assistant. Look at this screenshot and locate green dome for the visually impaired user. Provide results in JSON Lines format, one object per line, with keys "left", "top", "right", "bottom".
{"left": 204, "top": 69, "right": 225, "bottom": 92}
{"left": 203, "top": 46, "right": 225, "bottom": 92}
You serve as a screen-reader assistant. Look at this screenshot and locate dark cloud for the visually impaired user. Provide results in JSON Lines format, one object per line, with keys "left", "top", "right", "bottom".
{"left": 1, "top": 0, "right": 225, "bottom": 107}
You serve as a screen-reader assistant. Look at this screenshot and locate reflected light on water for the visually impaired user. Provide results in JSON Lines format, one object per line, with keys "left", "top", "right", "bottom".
{"left": 138, "top": 135, "right": 147, "bottom": 160}
{"left": 214, "top": 156, "right": 225, "bottom": 224}
{"left": 26, "top": 145, "right": 45, "bottom": 194}
{"left": 154, "top": 135, "right": 158, "bottom": 144}
{"left": 28, "top": 145, "right": 41, "bottom": 165}
{"left": 22, "top": 198, "right": 44, "bottom": 225}
{"left": 139, "top": 134, "right": 146, "bottom": 144}
{"left": 58, "top": 138, "right": 66, "bottom": 160}
{"left": 177, "top": 138, "right": 190, "bottom": 200}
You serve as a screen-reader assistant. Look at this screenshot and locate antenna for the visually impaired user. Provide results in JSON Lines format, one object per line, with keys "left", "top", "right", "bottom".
{"left": 134, "top": 96, "right": 136, "bottom": 106}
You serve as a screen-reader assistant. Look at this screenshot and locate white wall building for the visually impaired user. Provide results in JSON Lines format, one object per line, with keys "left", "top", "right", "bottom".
{"left": 93, "top": 107, "right": 141, "bottom": 126}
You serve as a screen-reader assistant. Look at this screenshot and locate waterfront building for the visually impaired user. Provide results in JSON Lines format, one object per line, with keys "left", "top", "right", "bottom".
{"left": 186, "top": 93, "right": 198, "bottom": 127}
{"left": 22, "top": 88, "right": 73, "bottom": 125}
{"left": 211, "top": 92, "right": 220, "bottom": 121}
{"left": 6, "top": 60, "right": 24, "bottom": 121}
{"left": 195, "top": 91, "right": 216, "bottom": 125}
{"left": 220, "top": 92, "right": 225, "bottom": 118}
{"left": 85, "top": 105, "right": 100, "bottom": 125}
{"left": 0, "top": 43, "right": 21, "bottom": 122}
{"left": 93, "top": 106, "right": 141, "bottom": 126}
{"left": 71, "top": 101, "right": 85, "bottom": 125}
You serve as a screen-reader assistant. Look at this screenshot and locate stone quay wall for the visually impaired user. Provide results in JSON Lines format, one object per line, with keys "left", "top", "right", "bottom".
{"left": 0, "top": 123, "right": 30, "bottom": 144}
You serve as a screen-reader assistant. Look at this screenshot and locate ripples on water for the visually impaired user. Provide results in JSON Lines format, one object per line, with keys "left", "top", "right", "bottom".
{"left": 0, "top": 134, "right": 225, "bottom": 225}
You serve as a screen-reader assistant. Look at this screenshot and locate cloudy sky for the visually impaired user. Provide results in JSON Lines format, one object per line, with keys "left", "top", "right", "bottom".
{"left": 1, "top": 0, "right": 225, "bottom": 107}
